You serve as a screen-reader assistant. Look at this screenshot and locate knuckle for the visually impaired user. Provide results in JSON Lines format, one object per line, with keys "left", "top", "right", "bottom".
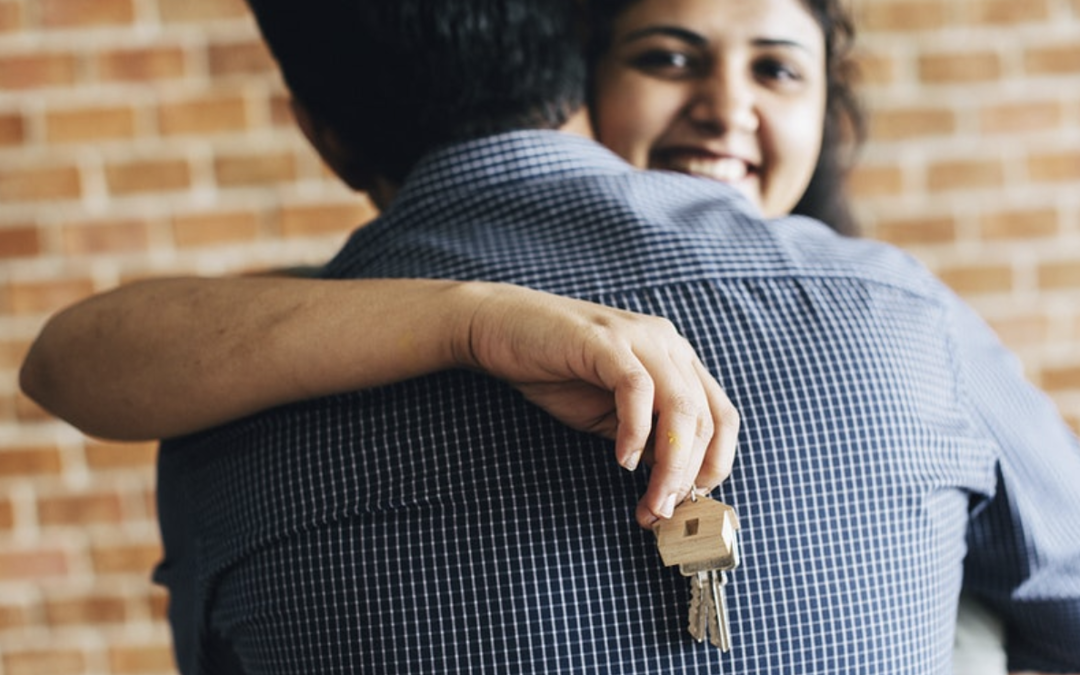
{"left": 665, "top": 455, "right": 692, "bottom": 476}
{"left": 717, "top": 397, "right": 741, "bottom": 426}
{"left": 695, "top": 414, "right": 715, "bottom": 442}
{"left": 621, "top": 368, "right": 654, "bottom": 394}
{"left": 667, "top": 394, "right": 701, "bottom": 419}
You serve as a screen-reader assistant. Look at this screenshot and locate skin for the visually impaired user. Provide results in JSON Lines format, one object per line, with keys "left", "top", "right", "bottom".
{"left": 593, "top": 0, "right": 828, "bottom": 218}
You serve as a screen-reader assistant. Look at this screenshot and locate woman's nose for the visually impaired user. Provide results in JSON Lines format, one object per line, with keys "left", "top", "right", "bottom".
{"left": 685, "top": 69, "right": 759, "bottom": 135}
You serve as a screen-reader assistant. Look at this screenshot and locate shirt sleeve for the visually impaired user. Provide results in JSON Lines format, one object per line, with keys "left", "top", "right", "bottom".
{"left": 950, "top": 293, "right": 1080, "bottom": 671}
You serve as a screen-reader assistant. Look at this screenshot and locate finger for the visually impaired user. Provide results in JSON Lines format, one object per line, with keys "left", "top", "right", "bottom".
{"left": 596, "top": 351, "right": 655, "bottom": 471}
{"left": 637, "top": 384, "right": 709, "bottom": 528}
{"left": 691, "top": 359, "right": 740, "bottom": 490}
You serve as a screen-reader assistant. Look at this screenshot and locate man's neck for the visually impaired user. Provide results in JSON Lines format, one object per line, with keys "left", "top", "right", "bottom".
{"left": 366, "top": 175, "right": 399, "bottom": 211}
{"left": 368, "top": 109, "right": 594, "bottom": 211}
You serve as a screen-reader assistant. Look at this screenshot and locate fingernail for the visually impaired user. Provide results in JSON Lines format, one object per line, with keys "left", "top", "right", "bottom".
{"left": 659, "top": 493, "right": 677, "bottom": 519}
{"left": 622, "top": 452, "right": 640, "bottom": 472}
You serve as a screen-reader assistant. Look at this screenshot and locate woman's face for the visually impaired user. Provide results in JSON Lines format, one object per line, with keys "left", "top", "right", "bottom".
{"left": 593, "top": 0, "right": 827, "bottom": 218}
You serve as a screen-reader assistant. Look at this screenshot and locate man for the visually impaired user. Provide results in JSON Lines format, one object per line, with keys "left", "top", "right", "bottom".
{"left": 152, "top": 0, "right": 1080, "bottom": 672}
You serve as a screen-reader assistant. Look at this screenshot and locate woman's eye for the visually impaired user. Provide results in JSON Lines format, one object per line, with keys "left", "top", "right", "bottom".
{"left": 754, "top": 58, "right": 803, "bottom": 84}
{"left": 628, "top": 49, "right": 698, "bottom": 77}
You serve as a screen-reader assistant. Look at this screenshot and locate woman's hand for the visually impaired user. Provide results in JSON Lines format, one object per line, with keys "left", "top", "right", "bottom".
{"left": 455, "top": 283, "right": 740, "bottom": 529}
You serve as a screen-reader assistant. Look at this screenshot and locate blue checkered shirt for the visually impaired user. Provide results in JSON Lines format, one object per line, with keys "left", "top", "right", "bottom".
{"left": 155, "top": 131, "right": 1080, "bottom": 674}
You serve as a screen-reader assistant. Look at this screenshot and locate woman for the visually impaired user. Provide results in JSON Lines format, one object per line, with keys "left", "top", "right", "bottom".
{"left": 21, "top": 0, "right": 861, "bottom": 527}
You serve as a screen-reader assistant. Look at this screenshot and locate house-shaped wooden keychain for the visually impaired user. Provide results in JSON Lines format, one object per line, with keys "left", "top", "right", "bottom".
{"left": 654, "top": 495, "right": 740, "bottom": 574}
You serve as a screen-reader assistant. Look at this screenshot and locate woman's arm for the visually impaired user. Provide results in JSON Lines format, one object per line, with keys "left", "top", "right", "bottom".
{"left": 20, "top": 276, "right": 738, "bottom": 527}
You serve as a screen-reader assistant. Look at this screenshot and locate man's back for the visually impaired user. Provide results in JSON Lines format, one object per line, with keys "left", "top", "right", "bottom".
{"left": 156, "top": 131, "right": 1080, "bottom": 673}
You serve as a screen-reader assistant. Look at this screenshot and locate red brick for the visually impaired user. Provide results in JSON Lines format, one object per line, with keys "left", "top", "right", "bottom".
{"left": 0, "top": 336, "right": 31, "bottom": 369}
{"left": 978, "top": 208, "right": 1059, "bottom": 240}
{"left": 918, "top": 52, "right": 1002, "bottom": 84}
{"left": 875, "top": 215, "right": 958, "bottom": 246}
{"left": 980, "top": 101, "right": 1063, "bottom": 134}
{"left": 0, "top": 393, "right": 16, "bottom": 425}
{"left": 38, "top": 492, "right": 125, "bottom": 526}
{"left": 1065, "top": 413, "right": 1079, "bottom": 438}
{"left": 147, "top": 587, "right": 169, "bottom": 621}
{"left": 1025, "top": 44, "right": 1080, "bottom": 76}
{"left": 0, "top": 53, "right": 78, "bottom": 89}
{"left": 1038, "top": 260, "right": 1080, "bottom": 290}
{"left": 0, "top": 496, "right": 13, "bottom": 530}
{"left": 927, "top": 159, "right": 1005, "bottom": 191}
{"left": 159, "top": 94, "right": 249, "bottom": 135}
{"left": 45, "top": 593, "right": 128, "bottom": 625}
{"left": 279, "top": 201, "right": 377, "bottom": 238}
{"left": 0, "top": 1, "right": 23, "bottom": 32}
{"left": 937, "top": 264, "right": 1013, "bottom": 295}
{"left": 8, "top": 277, "right": 95, "bottom": 315}
{"left": 0, "top": 111, "right": 25, "bottom": 146}
{"left": 215, "top": 152, "right": 296, "bottom": 187}
{"left": 968, "top": 0, "right": 1051, "bottom": 24}
{"left": 0, "top": 226, "right": 42, "bottom": 258}
{"left": 84, "top": 441, "right": 158, "bottom": 470}
{"left": 173, "top": 210, "right": 261, "bottom": 248}
{"left": 40, "top": 0, "right": 135, "bottom": 27}
{"left": 46, "top": 106, "right": 137, "bottom": 144}
{"left": 848, "top": 164, "right": 904, "bottom": 198}
{"left": 97, "top": 46, "right": 186, "bottom": 82}
{"left": 987, "top": 313, "right": 1051, "bottom": 351}
{"left": 142, "top": 486, "right": 157, "bottom": 520}
{"left": 0, "top": 164, "right": 82, "bottom": 202}
{"left": 0, "top": 602, "right": 30, "bottom": 630}
{"left": 870, "top": 106, "right": 956, "bottom": 141}
{"left": 157, "top": 0, "right": 248, "bottom": 22}
{"left": 16, "top": 390, "right": 54, "bottom": 423}
{"left": 269, "top": 91, "right": 295, "bottom": 127}
{"left": 1043, "top": 365, "right": 1080, "bottom": 392}
{"left": 209, "top": 39, "right": 275, "bottom": 77}
{"left": 859, "top": 0, "right": 951, "bottom": 31}
{"left": 0, "top": 446, "right": 63, "bottom": 477}
{"left": 1028, "top": 151, "right": 1080, "bottom": 183}
{"left": 106, "top": 159, "right": 190, "bottom": 195}
{"left": 3, "top": 650, "right": 85, "bottom": 675}
{"left": 62, "top": 220, "right": 151, "bottom": 255}
{"left": 108, "top": 644, "right": 176, "bottom": 673}
{"left": 0, "top": 549, "right": 69, "bottom": 580}
{"left": 91, "top": 541, "right": 163, "bottom": 574}
{"left": 853, "top": 51, "right": 897, "bottom": 88}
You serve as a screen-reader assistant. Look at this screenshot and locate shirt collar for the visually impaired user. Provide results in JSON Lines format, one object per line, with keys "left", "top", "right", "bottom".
{"left": 389, "top": 130, "right": 634, "bottom": 208}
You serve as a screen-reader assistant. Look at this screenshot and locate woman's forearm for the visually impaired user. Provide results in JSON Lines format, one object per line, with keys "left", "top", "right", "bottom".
{"left": 20, "top": 276, "right": 476, "bottom": 441}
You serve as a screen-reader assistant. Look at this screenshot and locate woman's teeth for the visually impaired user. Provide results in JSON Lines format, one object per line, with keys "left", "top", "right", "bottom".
{"left": 665, "top": 157, "right": 749, "bottom": 182}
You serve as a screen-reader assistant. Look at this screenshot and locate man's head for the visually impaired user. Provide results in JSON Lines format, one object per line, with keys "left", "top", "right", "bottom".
{"left": 246, "top": 0, "right": 588, "bottom": 191}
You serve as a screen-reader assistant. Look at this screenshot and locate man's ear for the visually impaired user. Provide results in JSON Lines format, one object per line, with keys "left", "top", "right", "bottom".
{"left": 289, "top": 98, "right": 376, "bottom": 192}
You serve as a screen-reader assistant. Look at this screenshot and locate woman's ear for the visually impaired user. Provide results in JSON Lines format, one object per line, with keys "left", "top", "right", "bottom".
{"left": 289, "top": 98, "right": 377, "bottom": 193}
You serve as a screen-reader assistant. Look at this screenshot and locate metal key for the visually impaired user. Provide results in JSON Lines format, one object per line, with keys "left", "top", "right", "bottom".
{"left": 654, "top": 492, "right": 740, "bottom": 651}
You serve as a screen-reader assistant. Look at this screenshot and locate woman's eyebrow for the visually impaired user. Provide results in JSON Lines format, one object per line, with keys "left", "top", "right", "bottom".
{"left": 752, "top": 37, "right": 817, "bottom": 55}
{"left": 620, "top": 25, "right": 707, "bottom": 47}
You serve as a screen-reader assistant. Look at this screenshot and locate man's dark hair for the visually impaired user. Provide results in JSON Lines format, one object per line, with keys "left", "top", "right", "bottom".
{"left": 247, "top": 0, "right": 588, "bottom": 182}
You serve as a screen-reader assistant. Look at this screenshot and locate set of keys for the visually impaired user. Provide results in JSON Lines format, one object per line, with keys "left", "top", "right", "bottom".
{"left": 653, "top": 491, "right": 740, "bottom": 651}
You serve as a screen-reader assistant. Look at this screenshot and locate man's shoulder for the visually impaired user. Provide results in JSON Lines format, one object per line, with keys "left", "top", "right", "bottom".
{"left": 328, "top": 131, "right": 947, "bottom": 305}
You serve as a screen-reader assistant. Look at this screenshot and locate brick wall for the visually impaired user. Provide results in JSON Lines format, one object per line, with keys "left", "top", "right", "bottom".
{"left": 0, "top": 0, "right": 1077, "bottom": 672}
